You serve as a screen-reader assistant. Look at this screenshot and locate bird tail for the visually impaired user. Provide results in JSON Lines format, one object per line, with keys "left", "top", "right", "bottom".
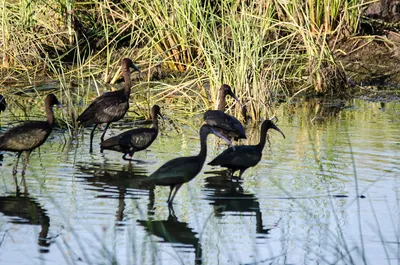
{"left": 100, "top": 137, "right": 122, "bottom": 151}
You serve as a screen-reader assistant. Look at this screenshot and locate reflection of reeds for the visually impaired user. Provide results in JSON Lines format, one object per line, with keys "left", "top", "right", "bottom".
{"left": 1, "top": 0, "right": 364, "bottom": 124}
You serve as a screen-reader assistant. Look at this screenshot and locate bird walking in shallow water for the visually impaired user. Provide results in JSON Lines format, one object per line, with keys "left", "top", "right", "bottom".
{"left": 208, "top": 119, "right": 285, "bottom": 179}
{"left": 0, "top": 94, "right": 6, "bottom": 112}
{"left": 78, "top": 58, "right": 141, "bottom": 153}
{"left": 100, "top": 105, "right": 163, "bottom": 161}
{"left": 204, "top": 84, "right": 246, "bottom": 143}
{"left": 144, "top": 124, "right": 231, "bottom": 205}
{"left": 0, "top": 94, "right": 62, "bottom": 175}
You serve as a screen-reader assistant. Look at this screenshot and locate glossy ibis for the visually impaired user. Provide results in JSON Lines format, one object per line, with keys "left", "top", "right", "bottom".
{"left": 0, "top": 94, "right": 62, "bottom": 174}
{"left": 78, "top": 58, "right": 141, "bottom": 152}
{"left": 145, "top": 124, "right": 230, "bottom": 205}
{"left": 0, "top": 94, "right": 6, "bottom": 112}
{"left": 100, "top": 105, "right": 163, "bottom": 161}
{"left": 208, "top": 119, "right": 285, "bottom": 178}
{"left": 204, "top": 84, "right": 246, "bottom": 142}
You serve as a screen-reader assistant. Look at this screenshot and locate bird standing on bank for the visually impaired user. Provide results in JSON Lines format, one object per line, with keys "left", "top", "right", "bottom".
{"left": 144, "top": 124, "right": 231, "bottom": 205}
{"left": 100, "top": 105, "right": 163, "bottom": 161}
{"left": 208, "top": 119, "right": 285, "bottom": 178}
{"left": 0, "top": 94, "right": 62, "bottom": 174}
{"left": 78, "top": 58, "right": 141, "bottom": 152}
{"left": 204, "top": 84, "right": 246, "bottom": 143}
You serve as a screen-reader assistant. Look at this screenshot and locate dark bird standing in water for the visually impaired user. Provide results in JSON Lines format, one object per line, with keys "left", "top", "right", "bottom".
{"left": 78, "top": 58, "right": 141, "bottom": 153}
{"left": 0, "top": 94, "right": 6, "bottom": 112}
{"left": 204, "top": 84, "right": 246, "bottom": 143}
{"left": 208, "top": 119, "right": 285, "bottom": 178}
{"left": 145, "top": 124, "right": 230, "bottom": 205}
{"left": 100, "top": 105, "right": 163, "bottom": 161}
{"left": 0, "top": 94, "right": 62, "bottom": 174}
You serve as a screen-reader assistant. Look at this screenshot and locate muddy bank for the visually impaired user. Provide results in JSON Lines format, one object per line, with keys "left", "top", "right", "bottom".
{"left": 333, "top": 1, "right": 400, "bottom": 101}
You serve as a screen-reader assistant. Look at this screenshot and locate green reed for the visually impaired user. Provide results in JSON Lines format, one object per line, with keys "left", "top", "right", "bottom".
{"left": 0, "top": 0, "right": 365, "bottom": 125}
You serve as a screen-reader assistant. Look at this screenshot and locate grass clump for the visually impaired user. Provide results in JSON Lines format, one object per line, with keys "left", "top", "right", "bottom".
{"left": 0, "top": 0, "right": 366, "bottom": 124}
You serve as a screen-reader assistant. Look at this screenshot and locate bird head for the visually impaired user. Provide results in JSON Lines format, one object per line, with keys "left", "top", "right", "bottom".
{"left": 122, "top": 58, "right": 142, "bottom": 78}
{"left": 263, "top": 119, "right": 285, "bottom": 138}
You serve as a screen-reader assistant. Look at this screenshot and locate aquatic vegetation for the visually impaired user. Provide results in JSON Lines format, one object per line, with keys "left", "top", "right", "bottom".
{"left": 0, "top": 0, "right": 365, "bottom": 124}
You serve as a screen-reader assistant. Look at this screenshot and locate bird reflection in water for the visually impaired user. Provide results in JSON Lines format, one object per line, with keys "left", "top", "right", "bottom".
{"left": 0, "top": 194, "right": 52, "bottom": 253}
{"left": 76, "top": 162, "right": 154, "bottom": 225}
{"left": 137, "top": 205, "right": 202, "bottom": 265}
{"left": 203, "top": 171, "right": 276, "bottom": 236}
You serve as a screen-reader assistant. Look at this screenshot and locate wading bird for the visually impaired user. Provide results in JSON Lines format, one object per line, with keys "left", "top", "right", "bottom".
{"left": 0, "top": 94, "right": 62, "bottom": 174}
{"left": 100, "top": 105, "right": 163, "bottom": 161}
{"left": 145, "top": 124, "right": 230, "bottom": 205}
{"left": 208, "top": 119, "right": 285, "bottom": 178}
{"left": 204, "top": 84, "right": 246, "bottom": 143}
{"left": 78, "top": 58, "right": 141, "bottom": 152}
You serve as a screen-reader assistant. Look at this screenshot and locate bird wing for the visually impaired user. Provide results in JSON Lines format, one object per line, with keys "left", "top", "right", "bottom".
{"left": 123, "top": 128, "right": 157, "bottom": 150}
{"left": 204, "top": 110, "right": 246, "bottom": 137}
{"left": 78, "top": 91, "right": 128, "bottom": 125}
{"left": 147, "top": 156, "right": 203, "bottom": 186}
{"left": 208, "top": 146, "right": 261, "bottom": 168}
{"left": 0, "top": 121, "right": 51, "bottom": 151}
{"left": 101, "top": 128, "right": 158, "bottom": 154}
{"left": 100, "top": 133, "right": 123, "bottom": 151}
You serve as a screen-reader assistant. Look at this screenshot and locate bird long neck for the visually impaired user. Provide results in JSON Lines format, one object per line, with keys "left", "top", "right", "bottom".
{"left": 46, "top": 104, "right": 55, "bottom": 125}
{"left": 197, "top": 131, "right": 208, "bottom": 163}
{"left": 217, "top": 89, "right": 226, "bottom": 111}
{"left": 257, "top": 124, "right": 268, "bottom": 151}
{"left": 122, "top": 68, "right": 131, "bottom": 97}
{"left": 151, "top": 113, "right": 159, "bottom": 130}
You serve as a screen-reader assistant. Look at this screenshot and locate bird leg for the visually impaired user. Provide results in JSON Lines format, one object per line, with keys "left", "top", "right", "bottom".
{"left": 89, "top": 124, "right": 98, "bottom": 153}
{"left": 226, "top": 169, "right": 234, "bottom": 179}
{"left": 100, "top": 123, "right": 110, "bottom": 142}
{"left": 238, "top": 169, "right": 246, "bottom": 179}
{"left": 12, "top": 152, "right": 22, "bottom": 175}
{"left": 122, "top": 153, "right": 143, "bottom": 163}
{"left": 22, "top": 150, "right": 32, "bottom": 175}
{"left": 122, "top": 153, "right": 135, "bottom": 161}
{"left": 168, "top": 203, "right": 176, "bottom": 218}
{"left": 166, "top": 186, "right": 174, "bottom": 203}
{"left": 168, "top": 184, "right": 182, "bottom": 205}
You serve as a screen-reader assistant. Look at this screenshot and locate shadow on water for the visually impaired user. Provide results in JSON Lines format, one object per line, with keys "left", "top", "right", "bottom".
{"left": 77, "top": 162, "right": 203, "bottom": 263}
{"left": 0, "top": 193, "right": 52, "bottom": 253}
{"left": 137, "top": 205, "right": 203, "bottom": 265}
{"left": 75, "top": 162, "right": 155, "bottom": 225}
{"left": 203, "top": 170, "right": 275, "bottom": 236}
{"left": 76, "top": 162, "right": 150, "bottom": 192}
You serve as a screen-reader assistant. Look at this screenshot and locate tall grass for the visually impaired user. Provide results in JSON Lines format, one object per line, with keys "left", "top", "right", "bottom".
{"left": 0, "top": 0, "right": 364, "bottom": 124}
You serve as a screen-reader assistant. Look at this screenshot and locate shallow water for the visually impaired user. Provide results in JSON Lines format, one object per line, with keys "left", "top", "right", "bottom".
{"left": 0, "top": 97, "right": 399, "bottom": 265}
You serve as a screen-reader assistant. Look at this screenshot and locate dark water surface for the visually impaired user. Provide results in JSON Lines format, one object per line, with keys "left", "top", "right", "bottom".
{"left": 0, "top": 98, "right": 399, "bottom": 265}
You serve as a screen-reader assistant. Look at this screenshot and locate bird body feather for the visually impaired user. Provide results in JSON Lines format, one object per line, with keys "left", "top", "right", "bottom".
{"left": 78, "top": 90, "right": 129, "bottom": 126}
{"left": 208, "top": 145, "right": 261, "bottom": 170}
{"left": 204, "top": 110, "right": 246, "bottom": 139}
{"left": 101, "top": 127, "right": 158, "bottom": 154}
{"left": 0, "top": 121, "right": 52, "bottom": 152}
{"left": 147, "top": 156, "right": 204, "bottom": 186}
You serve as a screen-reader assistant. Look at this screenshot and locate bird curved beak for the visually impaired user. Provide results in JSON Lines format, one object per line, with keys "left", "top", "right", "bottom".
{"left": 132, "top": 64, "right": 143, "bottom": 79}
{"left": 271, "top": 121, "right": 285, "bottom": 139}
{"left": 228, "top": 91, "right": 243, "bottom": 108}
{"left": 209, "top": 128, "right": 232, "bottom": 146}
{"left": 229, "top": 90, "right": 252, "bottom": 121}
